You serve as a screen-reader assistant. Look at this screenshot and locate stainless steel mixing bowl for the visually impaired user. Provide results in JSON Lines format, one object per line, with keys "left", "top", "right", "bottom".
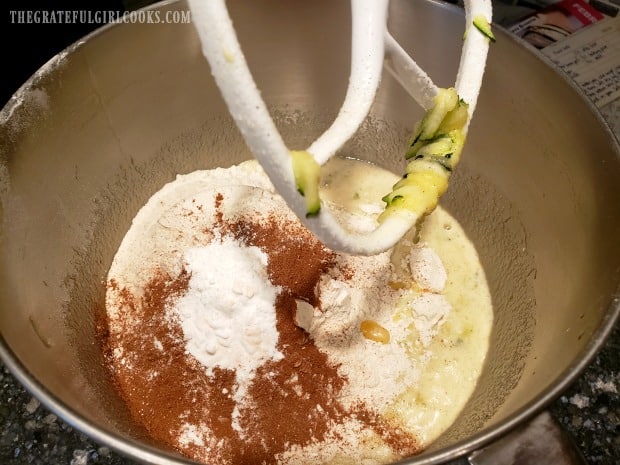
{"left": 1, "top": 0, "right": 619, "bottom": 464}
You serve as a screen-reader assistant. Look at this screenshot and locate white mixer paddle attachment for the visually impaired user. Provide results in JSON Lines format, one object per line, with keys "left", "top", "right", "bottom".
{"left": 188, "top": 0, "right": 494, "bottom": 255}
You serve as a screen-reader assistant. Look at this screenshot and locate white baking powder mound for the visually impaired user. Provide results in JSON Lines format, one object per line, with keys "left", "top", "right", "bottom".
{"left": 174, "top": 236, "right": 283, "bottom": 382}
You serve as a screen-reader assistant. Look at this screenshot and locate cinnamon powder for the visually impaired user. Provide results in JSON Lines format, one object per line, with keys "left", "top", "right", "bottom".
{"left": 101, "top": 192, "right": 419, "bottom": 464}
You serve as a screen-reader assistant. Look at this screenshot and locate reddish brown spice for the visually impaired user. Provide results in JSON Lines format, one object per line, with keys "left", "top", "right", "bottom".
{"left": 100, "top": 192, "right": 419, "bottom": 464}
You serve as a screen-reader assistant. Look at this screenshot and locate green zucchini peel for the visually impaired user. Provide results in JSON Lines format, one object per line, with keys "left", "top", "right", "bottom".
{"left": 473, "top": 15, "right": 496, "bottom": 42}
{"left": 379, "top": 88, "right": 469, "bottom": 223}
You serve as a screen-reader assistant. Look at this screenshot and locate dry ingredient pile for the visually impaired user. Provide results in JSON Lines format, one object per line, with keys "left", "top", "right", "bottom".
{"left": 103, "top": 158, "right": 493, "bottom": 465}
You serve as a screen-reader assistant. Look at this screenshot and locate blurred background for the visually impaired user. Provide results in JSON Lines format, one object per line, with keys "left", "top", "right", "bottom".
{"left": 0, "top": 0, "right": 150, "bottom": 105}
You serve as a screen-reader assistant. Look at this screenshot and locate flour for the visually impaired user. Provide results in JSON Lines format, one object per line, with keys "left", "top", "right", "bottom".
{"left": 408, "top": 245, "right": 447, "bottom": 292}
{"left": 0, "top": 49, "right": 66, "bottom": 129}
{"left": 305, "top": 156, "right": 455, "bottom": 412}
{"left": 171, "top": 186, "right": 452, "bottom": 419}
{"left": 409, "top": 293, "right": 451, "bottom": 347}
{"left": 295, "top": 235, "right": 453, "bottom": 411}
{"left": 178, "top": 423, "right": 207, "bottom": 447}
{"left": 173, "top": 236, "right": 282, "bottom": 405}
{"left": 276, "top": 417, "right": 393, "bottom": 465}
{"left": 104, "top": 158, "right": 495, "bottom": 465}
{"left": 300, "top": 252, "right": 421, "bottom": 410}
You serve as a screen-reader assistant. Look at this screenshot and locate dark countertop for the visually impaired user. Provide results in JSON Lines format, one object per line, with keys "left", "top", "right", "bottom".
{"left": 548, "top": 323, "right": 620, "bottom": 465}
{"left": 1, "top": 1, "right": 619, "bottom": 465}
